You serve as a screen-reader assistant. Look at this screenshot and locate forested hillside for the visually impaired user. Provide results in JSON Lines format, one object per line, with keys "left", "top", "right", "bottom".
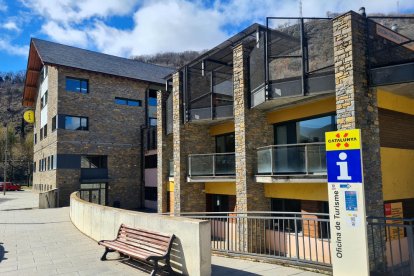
{"left": 0, "top": 71, "right": 33, "bottom": 184}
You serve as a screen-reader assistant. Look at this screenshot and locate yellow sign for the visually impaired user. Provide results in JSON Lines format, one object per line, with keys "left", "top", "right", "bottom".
{"left": 385, "top": 202, "right": 404, "bottom": 240}
{"left": 325, "top": 129, "right": 361, "bottom": 151}
{"left": 23, "top": 110, "right": 35, "bottom": 124}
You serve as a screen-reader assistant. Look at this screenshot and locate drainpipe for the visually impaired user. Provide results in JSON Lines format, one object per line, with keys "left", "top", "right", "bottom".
{"left": 139, "top": 85, "right": 150, "bottom": 210}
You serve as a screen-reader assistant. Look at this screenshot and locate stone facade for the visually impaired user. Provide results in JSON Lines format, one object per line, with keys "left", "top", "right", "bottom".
{"left": 333, "top": 11, "right": 384, "bottom": 269}
{"left": 157, "top": 89, "right": 172, "bottom": 213}
{"left": 171, "top": 72, "right": 215, "bottom": 213}
{"left": 233, "top": 43, "right": 272, "bottom": 213}
{"left": 32, "top": 65, "right": 162, "bottom": 209}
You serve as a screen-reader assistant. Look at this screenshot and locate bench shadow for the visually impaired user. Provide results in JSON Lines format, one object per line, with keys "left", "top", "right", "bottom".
{"left": 113, "top": 237, "right": 188, "bottom": 275}
{"left": 212, "top": 264, "right": 260, "bottom": 276}
{"left": 0, "top": 243, "right": 8, "bottom": 263}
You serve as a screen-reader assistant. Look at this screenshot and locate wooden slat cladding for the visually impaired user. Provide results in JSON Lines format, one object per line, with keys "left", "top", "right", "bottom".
{"left": 379, "top": 108, "right": 414, "bottom": 149}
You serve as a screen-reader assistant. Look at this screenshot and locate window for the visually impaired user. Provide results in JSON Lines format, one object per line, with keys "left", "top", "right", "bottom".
{"left": 38, "top": 161, "right": 41, "bottom": 172}
{"left": 43, "top": 124, "right": 47, "bottom": 138}
{"left": 34, "top": 133, "right": 37, "bottom": 145}
{"left": 274, "top": 114, "right": 336, "bottom": 145}
{"left": 271, "top": 198, "right": 302, "bottom": 232}
{"left": 81, "top": 156, "right": 107, "bottom": 169}
{"left": 51, "top": 155, "right": 55, "bottom": 170}
{"left": 40, "top": 91, "right": 48, "bottom": 109}
{"left": 64, "top": 116, "right": 88, "bottom": 131}
{"left": 206, "top": 194, "right": 236, "bottom": 212}
{"left": 115, "top": 97, "right": 141, "bottom": 106}
{"left": 40, "top": 127, "right": 43, "bottom": 140}
{"left": 47, "top": 156, "right": 51, "bottom": 170}
{"left": 149, "top": 118, "right": 157, "bottom": 126}
{"left": 216, "top": 133, "right": 235, "bottom": 153}
{"left": 66, "top": 77, "right": 89, "bottom": 93}
{"left": 33, "top": 162, "right": 36, "bottom": 173}
{"left": 40, "top": 66, "right": 48, "bottom": 83}
{"left": 79, "top": 183, "right": 107, "bottom": 205}
{"left": 52, "top": 116, "right": 57, "bottom": 131}
{"left": 144, "top": 187, "right": 157, "bottom": 201}
{"left": 145, "top": 155, "right": 157, "bottom": 169}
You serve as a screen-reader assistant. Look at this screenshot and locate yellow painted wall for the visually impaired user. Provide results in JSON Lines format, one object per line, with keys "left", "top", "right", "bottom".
{"left": 167, "top": 181, "right": 174, "bottom": 192}
{"left": 209, "top": 121, "right": 235, "bottom": 136}
{"left": 267, "top": 97, "right": 336, "bottom": 124}
{"left": 264, "top": 183, "right": 328, "bottom": 201}
{"left": 381, "top": 147, "right": 414, "bottom": 201}
{"left": 205, "top": 182, "right": 236, "bottom": 195}
{"left": 377, "top": 89, "right": 414, "bottom": 115}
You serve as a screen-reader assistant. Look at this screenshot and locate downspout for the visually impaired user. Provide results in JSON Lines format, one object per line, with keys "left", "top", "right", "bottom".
{"left": 139, "top": 85, "right": 150, "bottom": 210}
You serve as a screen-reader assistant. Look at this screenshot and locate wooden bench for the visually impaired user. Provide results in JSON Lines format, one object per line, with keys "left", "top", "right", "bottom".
{"left": 98, "top": 224, "right": 175, "bottom": 276}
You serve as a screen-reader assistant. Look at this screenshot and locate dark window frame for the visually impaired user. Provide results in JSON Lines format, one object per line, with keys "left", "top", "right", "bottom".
{"left": 63, "top": 115, "right": 89, "bottom": 131}
{"left": 65, "top": 77, "right": 89, "bottom": 94}
{"left": 115, "top": 97, "right": 142, "bottom": 107}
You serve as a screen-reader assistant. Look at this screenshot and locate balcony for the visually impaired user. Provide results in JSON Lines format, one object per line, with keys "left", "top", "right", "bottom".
{"left": 188, "top": 153, "right": 235, "bottom": 182}
{"left": 256, "top": 143, "right": 326, "bottom": 183}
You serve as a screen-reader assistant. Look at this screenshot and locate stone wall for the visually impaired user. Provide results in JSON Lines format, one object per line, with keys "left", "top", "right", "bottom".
{"left": 333, "top": 11, "right": 384, "bottom": 270}
{"left": 157, "top": 89, "right": 173, "bottom": 213}
{"left": 171, "top": 72, "right": 215, "bottom": 213}
{"left": 233, "top": 43, "right": 272, "bottom": 213}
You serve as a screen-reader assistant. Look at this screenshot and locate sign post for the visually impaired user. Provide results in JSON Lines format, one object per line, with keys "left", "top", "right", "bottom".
{"left": 325, "top": 129, "right": 370, "bottom": 276}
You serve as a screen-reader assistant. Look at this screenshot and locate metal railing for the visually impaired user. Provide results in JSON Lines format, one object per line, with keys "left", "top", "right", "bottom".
{"left": 367, "top": 217, "right": 414, "bottom": 275}
{"left": 257, "top": 142, "right": 326, "bottom": 176}
{"left": 179, "top": 211, "right": 332, "bottom": 268}
{"left": 188, "top": 153, "right": 235, "bottom": 177}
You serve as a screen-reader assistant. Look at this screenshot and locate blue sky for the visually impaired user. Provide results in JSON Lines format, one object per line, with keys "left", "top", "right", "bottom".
{"left": 0, "top": 0, "right": 413, "bottom": 72}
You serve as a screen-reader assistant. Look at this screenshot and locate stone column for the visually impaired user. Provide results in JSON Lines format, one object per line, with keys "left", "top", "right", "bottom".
{"left": 157, "top": 89, "right": 170, "bottom": 213}
{"left": 171, "top": 72, "right": 214, "bottom": 214}
{"left": 333, "top": 11, "right": 384, "bottom": 270}
{"left": 233, "top": 43, "right": 272, "bottom": 252}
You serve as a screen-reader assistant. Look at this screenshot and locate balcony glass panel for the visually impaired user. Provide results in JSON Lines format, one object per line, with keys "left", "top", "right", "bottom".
{"left": 189, "top": 155, "right": 213, "bottom": 176}
{"left": 189, "top": 153, "right": 235, "bottom": 177}
{"left": 257, "top": 143, "right": 326, "bottom": 175}
{"left": 215, "top": 154, "right": 235, "bottom": 175}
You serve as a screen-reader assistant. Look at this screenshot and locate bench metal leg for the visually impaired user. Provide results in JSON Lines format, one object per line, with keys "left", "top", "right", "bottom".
{"left": 100, "top": 248, "right": 115, "bottom": 261}
{"left": 164, "top": 257, "right": 174, "bottom": 275}
{"left": 150, "top": 260, "right": 158, "bottom": 276}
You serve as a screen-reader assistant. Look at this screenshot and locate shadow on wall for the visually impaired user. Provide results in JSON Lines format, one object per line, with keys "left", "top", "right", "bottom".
{"left": 0, "top": 243, "right": 7, "bottom": 262}
{"left": 170, "top": 237, "right": 188, "bottom": 275}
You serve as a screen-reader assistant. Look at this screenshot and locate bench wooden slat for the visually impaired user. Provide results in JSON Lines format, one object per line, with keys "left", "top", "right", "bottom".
{"left": 117, "top": 237, "right": 168, "bottom": 253}
{"left": 121, "top": 225, "right": 172, "bottom": 239}
{"left": 118, "top": 232, "right": 170, "bottom": 247}
{"left": 119, "top": 228, "right": 171, "bottom": 243}
{"left": 100, "top": 240, "right": 157, "bottom": 258}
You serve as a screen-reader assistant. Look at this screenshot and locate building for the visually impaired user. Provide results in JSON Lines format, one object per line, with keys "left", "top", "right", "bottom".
{"left": 157, "top": 10, "right": 414, "bottom": 265}
{"left": 22, "top": 38, "right": 174, "bottom": 209}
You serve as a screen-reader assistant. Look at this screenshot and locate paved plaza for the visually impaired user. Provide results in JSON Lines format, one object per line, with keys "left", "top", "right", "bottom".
{"left": 0, "top": 190, "right": 323, "bottom": 275}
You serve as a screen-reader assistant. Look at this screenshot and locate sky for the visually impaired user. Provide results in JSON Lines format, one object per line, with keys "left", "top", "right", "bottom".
{"left": 0, "top": 0, "right": 413, "bottom": 72}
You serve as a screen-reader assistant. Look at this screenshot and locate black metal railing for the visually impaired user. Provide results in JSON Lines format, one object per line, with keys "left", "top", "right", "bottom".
{"left": 368, "top": 217, "right": 414, "bottom": 275}
{"left": 179, "top": 211, "right": 332, "bottom": 268}
{"left": 257, "top": 142, "right": 326, "bottom": 176}
{"left": 188, "top": 153, "right": 235, "bottom": 177}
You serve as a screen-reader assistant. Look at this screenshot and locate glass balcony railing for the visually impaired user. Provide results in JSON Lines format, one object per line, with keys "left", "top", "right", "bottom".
{"left": 257, "top": 143, "right": 326, "bottom": 176}
{"left": 188, "top": 153, "right": 235, "bottom": 177}
{"left": 169, "top": 159, "right": 174, "bottom": 177}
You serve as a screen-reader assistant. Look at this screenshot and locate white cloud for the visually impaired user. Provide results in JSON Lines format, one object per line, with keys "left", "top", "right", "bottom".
{"left": 21, "top": 0, "right": 140, "bottom": 24}
{"left": 41, "top": 21, "right": 89, "bottom": 47}
{"left": 0, "top": 0, "right": 7, "bottom": 13}
{"left": 89, "top": 0, "right": 228, "bottom": 56}
{"left": 17, "top": 0, "right": 414, "bottom": 59}
{"left": 0, "top": 39, "right": 29, "bottom": 56}
{"left": 2, "top": 21, "right": 20, "bottom": 32}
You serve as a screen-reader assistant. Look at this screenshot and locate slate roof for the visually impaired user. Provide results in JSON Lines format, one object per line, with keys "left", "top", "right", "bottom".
{"left": 31, "top": 38, "right": 174, "bottom": 85}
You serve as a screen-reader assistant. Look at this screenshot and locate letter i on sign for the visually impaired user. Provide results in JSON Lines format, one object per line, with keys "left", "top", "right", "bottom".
{"left": 336, "top": 152, "right": 351, "bottom": 181}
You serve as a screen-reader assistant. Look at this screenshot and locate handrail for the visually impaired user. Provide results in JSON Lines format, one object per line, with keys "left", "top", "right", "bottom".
{"left": 188, "top": 152, "right": 235, "bottom": 157}
{"left": 257, "top": 142, "right": 325, "bottom": 150}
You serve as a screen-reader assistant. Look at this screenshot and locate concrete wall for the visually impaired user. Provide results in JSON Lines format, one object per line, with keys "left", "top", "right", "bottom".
{"left": 69, "top": 192, "right": 211, "bottom": 276}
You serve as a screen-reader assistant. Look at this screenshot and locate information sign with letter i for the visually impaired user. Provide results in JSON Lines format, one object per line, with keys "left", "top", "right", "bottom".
{"left": 325, "top": 129, "right": 369, "bottom": 276}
